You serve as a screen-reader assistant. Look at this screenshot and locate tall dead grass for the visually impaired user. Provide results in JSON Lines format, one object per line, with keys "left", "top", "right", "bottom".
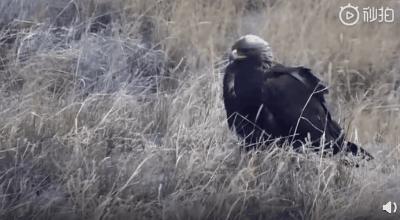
{"left": 0, "top": 0, "right": 399, "bottom": 219}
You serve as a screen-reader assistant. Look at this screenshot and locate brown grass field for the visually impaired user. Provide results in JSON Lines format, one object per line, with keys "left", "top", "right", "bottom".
{"left": 1, "top": 0, "right": 400, "bottom": 219}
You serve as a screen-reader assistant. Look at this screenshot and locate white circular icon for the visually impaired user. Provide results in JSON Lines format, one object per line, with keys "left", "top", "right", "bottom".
{"left": 339, "top": 3, "right": 360, "bottom": 26}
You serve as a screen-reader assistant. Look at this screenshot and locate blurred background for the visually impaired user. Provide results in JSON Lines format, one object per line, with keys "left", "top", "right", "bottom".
{"left": 0, "top": 0, "right": 399, "bottom": 219}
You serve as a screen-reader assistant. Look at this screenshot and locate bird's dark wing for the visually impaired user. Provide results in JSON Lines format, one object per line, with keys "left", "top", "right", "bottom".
{"left": 262, "top": 66, "right": 343, "bottom": 152}
{"left": 263, "top": 66, "right": 373, "bottom": 159}
{"left": 223, "top": 63, "right": 238, "bottom": 129}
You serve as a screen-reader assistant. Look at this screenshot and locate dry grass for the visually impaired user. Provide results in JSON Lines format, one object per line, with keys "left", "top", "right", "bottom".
{"left": 0, "top": 0, "right": 400, "bottom": 219}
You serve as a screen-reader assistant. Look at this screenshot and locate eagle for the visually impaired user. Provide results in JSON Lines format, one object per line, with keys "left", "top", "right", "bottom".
{"left": 223, "top": 34, "right": 373, "bottom": 160}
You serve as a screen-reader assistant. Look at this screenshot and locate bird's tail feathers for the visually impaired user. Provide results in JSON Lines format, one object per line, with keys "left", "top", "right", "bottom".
{"left": 345, "top": 141, "right": 374, "bottom": 161}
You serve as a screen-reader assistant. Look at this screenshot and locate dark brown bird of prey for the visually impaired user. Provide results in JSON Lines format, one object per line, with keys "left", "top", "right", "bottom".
{"left": 223, "top": 34, "right": 373, "bottom": 160}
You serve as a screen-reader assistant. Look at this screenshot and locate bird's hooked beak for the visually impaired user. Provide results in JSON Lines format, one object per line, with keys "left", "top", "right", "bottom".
{"left": 229, "top": 49, "right": 247, "bottom": 61}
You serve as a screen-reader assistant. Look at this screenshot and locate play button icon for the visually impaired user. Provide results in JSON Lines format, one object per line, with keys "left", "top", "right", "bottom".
{"left": 346, "top": 11, "right": 355, "bottom": 20}
{"left": 339, "top": 3, "right": 360, "bottom": 26}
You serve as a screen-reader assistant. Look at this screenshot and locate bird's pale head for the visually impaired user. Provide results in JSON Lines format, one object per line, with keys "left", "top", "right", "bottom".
{"left": 229, "top": 35, "right": 273, "bottom": 64}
